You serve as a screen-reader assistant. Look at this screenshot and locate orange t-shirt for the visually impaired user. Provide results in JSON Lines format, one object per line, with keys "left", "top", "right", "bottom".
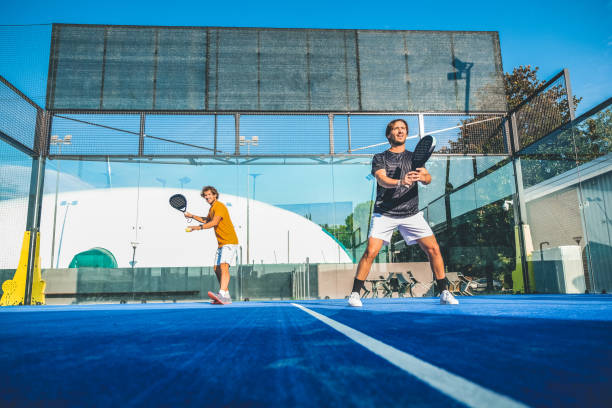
{"left": 207, "top": 200, "right": 239, "bottom": 247}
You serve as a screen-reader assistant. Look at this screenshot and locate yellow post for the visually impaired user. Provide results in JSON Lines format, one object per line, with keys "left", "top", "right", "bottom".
{"left": 1, "top": 231, "right": 46, "bottom": 306}
{"left": 511, "top": 226, "right": 535, "bottom": 294}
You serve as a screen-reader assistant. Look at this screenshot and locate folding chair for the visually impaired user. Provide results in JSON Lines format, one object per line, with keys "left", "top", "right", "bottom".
{"left": 456, "top": 272, "right": 474, "bottom": 296}
{"left": 395, "top": 272, "right": 411, "bottom": 297}
{"left": 380, "top": 275, "right": 394, "bottom": 298}
{"left": 445, "top": 272, "right": 462, "bottom": 295}
{"left": 406, "top": 270, "right": 435, "bottom": 297}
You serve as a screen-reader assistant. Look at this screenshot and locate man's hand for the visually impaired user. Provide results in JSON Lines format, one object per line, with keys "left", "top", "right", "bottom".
{"left": 409, "top": 167, "right": 431, "bottom": 185}
{"left": 184, "top": 211, "right": 193, "bottom": 219}
{"left": 402, "top": 172, "right": 416, "bottom": 187}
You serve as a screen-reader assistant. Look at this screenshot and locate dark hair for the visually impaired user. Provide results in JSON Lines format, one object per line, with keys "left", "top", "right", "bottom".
{"left": 385, "top": 119, "right": 409, "bottom": 137}
{"left": 201, "top": 186, "right": 219, "bottom": 198}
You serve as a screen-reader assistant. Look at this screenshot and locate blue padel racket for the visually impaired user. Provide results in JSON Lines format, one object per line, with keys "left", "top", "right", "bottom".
{"left": 169, "top": 193, "right": 192, "bottom": 223}
{"left": 411, "top": 135, "right": 436, "bottom": 169}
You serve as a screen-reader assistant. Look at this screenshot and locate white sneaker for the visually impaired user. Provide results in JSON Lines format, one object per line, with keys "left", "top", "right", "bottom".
{"left": 348, "top": 292, "right": 362, "bottom": 307}
{"left": 440, "top": 290, "right": 459, "bottom": 305}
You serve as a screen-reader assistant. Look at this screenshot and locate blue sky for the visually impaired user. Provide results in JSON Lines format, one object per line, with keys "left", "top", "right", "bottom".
{"left": 1, "top": 0, "right": 610, "bottom": 114}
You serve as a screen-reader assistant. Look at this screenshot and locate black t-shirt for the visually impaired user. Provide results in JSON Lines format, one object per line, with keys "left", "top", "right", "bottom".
{"left": 371, "top": 150, "right": 419, "bottom": 218}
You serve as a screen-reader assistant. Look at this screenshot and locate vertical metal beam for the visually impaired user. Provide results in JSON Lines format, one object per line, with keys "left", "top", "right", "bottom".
{"left": 354, "top": 30, "right": 363, "bottom": 111}
{"left": 510, "top": 112, "right": 520, "bottom": 154}
{"left": 213, "top": 114, "right": 218, "bottom": 156}
{"left": 235, "top": 113, "right": 240, "bottom": 155}
{"left": 139, "top": 113, "right": 145, "bottom": 157}
{"left": 508, "top": 111, "right": 532, "bottom": 293}
{"left": 347, "top": 115, "right": 352, "bottom": 153}
{"left": 328, "top": 114, "right": 334, "bottom": 155}
{"left": 100, "top": 27, "right": 109, "bottom": 110}
{"left": 563, "top": 68, "right": 576, "bottom": 121}
{"left": 418, "top": 113, "right": 425, "bottom": 138}
{"left": 503, "top": 117, "right": 513, "bottom": 156}
{"left": 24, "top": 110, "right": 49, "bottom": 305}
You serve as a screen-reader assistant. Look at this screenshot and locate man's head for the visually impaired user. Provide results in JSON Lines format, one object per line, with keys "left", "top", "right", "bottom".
{"left": 385, "top": 119, "right": 408, "bottom": 147}
{"left": 201, "top": 186, "right": 219, "bottom": 204}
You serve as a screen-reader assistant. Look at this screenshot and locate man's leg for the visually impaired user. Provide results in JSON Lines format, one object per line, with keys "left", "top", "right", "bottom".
{"left": 219, "top": 263, "right": 230, "bottom": 292}
{"left": 209, "top": 263, "right": 232, "bottom": 304}
{"left": 348, "top": 237, "right": 384, "bottom": 306}
{"left": 214, "top": 265, "right": 222, "bottom": 284}
{"left": 417, "top": 235, "right": 458, "bottom": 304}
{"left": 417, "top": 235, "right": 445, "bottom": 280}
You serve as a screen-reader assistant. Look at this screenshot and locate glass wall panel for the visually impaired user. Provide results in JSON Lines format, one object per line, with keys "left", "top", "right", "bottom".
{"left": 574, "top": 103, "right": 612, "bottom": 293}
{"left": 449, "top": 156, "right": 474, "bottom": 189}
{"left": 520, "top": 100, "right": 611, "bottom": 294}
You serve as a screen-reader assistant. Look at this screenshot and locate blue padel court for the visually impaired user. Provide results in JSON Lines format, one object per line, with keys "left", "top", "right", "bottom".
{"left": 1, "top": 295, "right": 611, "bottom": 407}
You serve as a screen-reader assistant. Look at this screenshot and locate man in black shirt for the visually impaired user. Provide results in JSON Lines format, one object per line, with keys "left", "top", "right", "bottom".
{"left": 348, "top": 119, "right": 458, "bottom": 306}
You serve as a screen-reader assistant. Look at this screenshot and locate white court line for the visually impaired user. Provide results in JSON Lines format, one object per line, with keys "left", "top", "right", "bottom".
{"left": 291, "top": 303, "right": 529, "bottom": 408}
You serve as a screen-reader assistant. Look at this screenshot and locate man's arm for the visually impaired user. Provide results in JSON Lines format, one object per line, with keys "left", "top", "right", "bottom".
{"left": 374, "top": 169, "right": 416, "bottom": 188}
{"left": 184, "top": 212, "right": 209, "bottom": 223}
{"left": 186, "top": 215, "right": 221, "bottom": 232}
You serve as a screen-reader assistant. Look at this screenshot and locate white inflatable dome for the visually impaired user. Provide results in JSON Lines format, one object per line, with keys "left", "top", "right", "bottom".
{"left": 1, "top": 187, "right": 353, "bottom": 269}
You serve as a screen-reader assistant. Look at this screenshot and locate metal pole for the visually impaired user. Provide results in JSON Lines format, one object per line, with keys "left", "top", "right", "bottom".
{"left": 563, "top": 68, "right": 576, "bottom": 121}
{"left": 49, "top": 143, "right": 62, "bottom": 269}
{"left": 328, "top": 114, "right": 334, "bottom": 155}
{"left": 246, "top": 167, "right": 250, "bottom": 265}
{"left": 418, "top": 113, "right": 425, "bottom": 138}
{"left": 306, "top": 257, "right": 310, "bottom": 299}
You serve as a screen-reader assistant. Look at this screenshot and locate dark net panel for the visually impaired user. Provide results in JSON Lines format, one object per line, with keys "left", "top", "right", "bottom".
{"left": 48, "top": 25, "right": 506, "bottom": 113}
{"left": 210, "top": 28, "right": 259, "bottom": 111}
{"left": 452, "top": 33, "right": 506, "bottom": 112}
{"left": 308, "top": 31, "right": 359, "bottom": 111}
{"left": 357, "top": 31, "right": 410, "bottom": 111}
{"left": 155, "top": 28, "right": 207, "bottom": 110}
{"left": 48, "top": 25, "right": 106, "bottom": 110}
{"left": 102, "top": 27, "right": 157, "bottom": 109}
{"left": 0, "top": 78, "right": 38, "bottom": 151}
{"left": 259, "top": 30, "right": 309, "bottom": 111}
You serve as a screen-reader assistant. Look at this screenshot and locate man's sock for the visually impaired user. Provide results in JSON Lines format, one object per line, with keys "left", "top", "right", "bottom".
{"left": 436, "top": 278, "right": 447, "bottom": 293}
{"left": 352, "top": 278, "right": 365, "bottom": 294}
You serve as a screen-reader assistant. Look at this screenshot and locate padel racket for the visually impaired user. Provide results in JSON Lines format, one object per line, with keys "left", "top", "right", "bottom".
{"left": 169, "top": 193, "right": 192, "bottom": 223}
{"left": 411, "top": 135, "right": 436, "bottom": 169}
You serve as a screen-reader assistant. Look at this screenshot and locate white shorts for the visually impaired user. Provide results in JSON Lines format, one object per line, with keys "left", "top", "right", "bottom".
{"left": 369, "top": 212, "right": 434, "bottom": 245}
{"left": 214, "top": 244, "right": 238, "bottom": 266}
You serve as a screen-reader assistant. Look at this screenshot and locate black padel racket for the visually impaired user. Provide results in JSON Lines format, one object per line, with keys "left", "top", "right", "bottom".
{"left": 411, "top": 135, "right": 436, "bottom": 169}
{"left": 169, "top": 193, "right": 191, "bottom": 223}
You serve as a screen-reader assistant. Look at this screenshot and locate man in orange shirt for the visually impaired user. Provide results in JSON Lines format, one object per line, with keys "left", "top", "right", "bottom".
{"left": 185, "top": 186, "right": 239, "bottom": 305}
